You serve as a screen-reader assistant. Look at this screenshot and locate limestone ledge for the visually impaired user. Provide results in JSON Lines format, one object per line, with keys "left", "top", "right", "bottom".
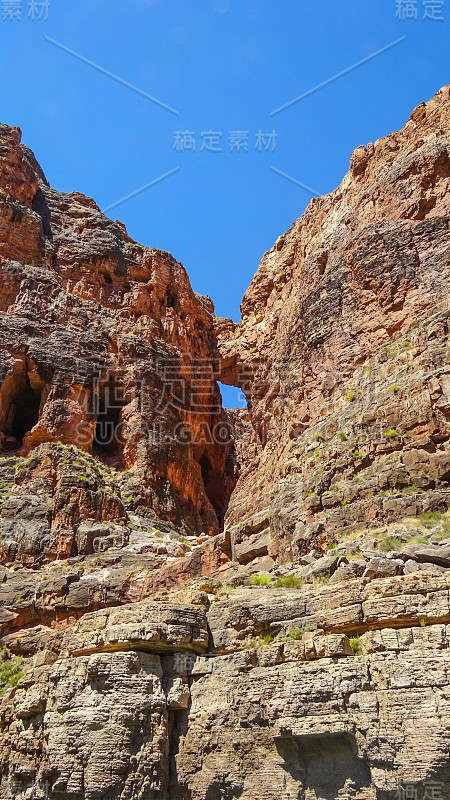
{"left": 58, "top": 601, "right": 209, "bottom": 658}
{"left": 21, "top": 571, "right": 450, "bottom": 668}
{"left": 207, "top": 572, "right": 450, "bottom": 652}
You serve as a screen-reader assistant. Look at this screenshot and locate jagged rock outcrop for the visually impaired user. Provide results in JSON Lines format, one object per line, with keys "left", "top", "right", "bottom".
{"left": 1, "top": 86, "right": 450, "bottom": 799}
{"left": 216, "top": 84, "right": 450, "bottom": 562}
{"left": 0, "top": 123, "right": 239, "bottom": 538}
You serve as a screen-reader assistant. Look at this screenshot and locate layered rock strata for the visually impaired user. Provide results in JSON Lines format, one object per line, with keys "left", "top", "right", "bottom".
{"left": 0, "top": 86, "right": 450, "bottom": 800}
{"left": 0, "top": 124, "right": 238, "bottom": 537}
{"left": 2, "top": 580, "right": 450, "bottom": 799}
{"left": 216, "top": 84, "right": 450, "bottom": 562}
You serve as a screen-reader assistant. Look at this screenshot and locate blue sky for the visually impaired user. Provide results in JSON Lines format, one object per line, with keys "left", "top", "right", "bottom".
{"left": 0, "top": 0, "right": 448, "bottom": 405}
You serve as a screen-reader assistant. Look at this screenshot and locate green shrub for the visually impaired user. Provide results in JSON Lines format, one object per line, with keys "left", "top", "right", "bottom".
{"left": 250, "top": 573, "right": 273, "bottom": 586}
{"left": 380, "top": 535, "right": 403, "bottom": 552}
{"left": 0, "top": 647, "right": 24, "bottom": 695}
{"left": 341, "top": 498, "right": 350, "bottom": 506}
{"left": 220, "top": 584, "right": 235, "bottom": 594}
{"left": 384, "top": 428, "right": 398, "bottom": 438}
{"left": 243, "top": 634, "right": 273, "bottom": 649}
{"left": 344, "top": 392, "right": 357, "bottom": 402}
{"left": 352, "top": 449, "right": 363, "bottom": 458}
{"left": 419, "top": 618, "right": 426, "bottom": 627}
{"left": 181, "top": 539, "right": 193, "bottom": 549}
{"left": 286, "top": 626, "right": 308, "bottom": 641}
{"left": 401, "top": 485, "right": 424, "bottom": 496}
{"left": 406, "top": 534, "right": 428, "bottom": 545}
{"left": 349, "top": 635, "right": 362, "bottom": 655}
{"left": 391, "top": 385, "right": 400, "bottom": 394}
{"left": 339, "top": 432, "right": 347, "bottom": 442}
{"left": 430, "top": 520, "right": 450, "bottom": 541}
{"left": 420, "top": 511, "right": 442, "bottom": 529}
{"left": 312, "top": 575, "right": 329, "bottom": 586}
{"left": 274, "top": 574, "right": 304, "bottom": 589}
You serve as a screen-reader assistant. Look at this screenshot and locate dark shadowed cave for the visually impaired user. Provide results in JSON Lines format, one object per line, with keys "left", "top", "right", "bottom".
{"left": 92, "top": 377, "right": 126, "bottom": 466}
{"left": 0, "top": 363, "right": 44, "bottom": 450}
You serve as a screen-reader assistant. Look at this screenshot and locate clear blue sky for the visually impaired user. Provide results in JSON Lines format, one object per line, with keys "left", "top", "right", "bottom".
{"left": 0, "top": 0, "right": 448, "bottom": 405}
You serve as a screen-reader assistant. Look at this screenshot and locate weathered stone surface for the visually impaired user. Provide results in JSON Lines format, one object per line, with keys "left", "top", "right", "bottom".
{"left": 1, "top": 651, "right": 172, "bottom": 799}
{"left": 297, "top": 552, "right": 339, "bottom": 580}
{"left": 233, "top": 527, "right": 271, "bottom": 563}
{"left": 216, "top": 84, "right": 450, "bottom": 565}
{"left": 398, "top": 542, "right": 450, "bottom": 566}
{"left": 0, "top": 124, "right": 240, "bottom": 540}
{"left": 60, "top": 601, "right": 209, "bottom": 656}
{"left": 174, "top": 643, "right": 450, "bottom": 799}
{"left": 363, "top": 556, "right": 404, "bottom": 578}
{"left": 207, "top": 573, "right": 450, "bottom": 652}
{"left": 2, "top": 85, "right": 450, "bottom": 799}
{"left": 2, "top": 618, "right": 450, "bottom": 799}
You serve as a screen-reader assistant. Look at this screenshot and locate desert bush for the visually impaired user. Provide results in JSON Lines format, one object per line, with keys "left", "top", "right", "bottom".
{"left": 349, "top": 635, "right": 362, "bottom": 655}
{"left": 250, "top": 573, "right": 273, "bottom": 586}
{"left": 274, "top": 575, "right": 304, "bottom": 589}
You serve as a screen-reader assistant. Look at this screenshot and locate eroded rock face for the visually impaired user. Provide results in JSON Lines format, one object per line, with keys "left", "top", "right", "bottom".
{"left": 216, "top": 84, "right": 450, "bottom": 560}
{"left": 0, "top": 124, "right": 238, "bottom": 537}
{"left": 2, "top": 86, "right": 450, "bottom": 799}
{"left": 2, "top": 583, "right": 450, "bottom": 799}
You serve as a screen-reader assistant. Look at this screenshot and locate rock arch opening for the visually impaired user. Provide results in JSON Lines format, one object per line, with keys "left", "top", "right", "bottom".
{"left": 0, "top": 364, "right": 44, "bottom": 451}
{"left": 217, "top": 382, "right": 246, "bottom": 411}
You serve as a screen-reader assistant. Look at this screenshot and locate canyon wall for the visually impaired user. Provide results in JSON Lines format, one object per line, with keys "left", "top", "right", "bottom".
{"left": 217, "top": 84, "right": 450, "bottom": 561}
{"left": 0, "top": 123, "right": 239, "bottom": 543}
{"left": 1, "top": 86, "right": 450, "bottom": 799}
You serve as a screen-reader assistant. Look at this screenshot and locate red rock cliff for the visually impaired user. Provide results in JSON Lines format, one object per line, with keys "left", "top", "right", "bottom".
{"left": 0, "top": 124, "right": 238, "bottom": 539}
{"left": 216, "top": 84, "right": 450, "bottom": 562}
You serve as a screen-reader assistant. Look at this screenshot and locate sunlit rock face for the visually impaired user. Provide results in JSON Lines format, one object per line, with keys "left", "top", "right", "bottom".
{"left": 1, "top": 86, "right": 450, "bottom": 800}
{"left": 216, "top": 84, "right": 450, "bottom": 559}
{"left": 0, "top": 123, "right": 239, "bottom": 540}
